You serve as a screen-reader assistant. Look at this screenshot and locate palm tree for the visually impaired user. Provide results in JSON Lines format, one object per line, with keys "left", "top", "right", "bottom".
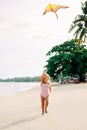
{"left": 69, "top": 1, "right": 87, "bottom": 46}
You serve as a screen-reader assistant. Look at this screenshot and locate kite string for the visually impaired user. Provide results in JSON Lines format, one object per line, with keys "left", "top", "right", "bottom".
{"left": 55, "top": 12, "right": 58, "bottom": 19}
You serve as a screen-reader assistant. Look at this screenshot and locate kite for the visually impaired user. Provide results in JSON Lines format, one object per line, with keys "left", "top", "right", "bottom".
{"left": 43, "top": 4, "right": 69, "bottom": 19}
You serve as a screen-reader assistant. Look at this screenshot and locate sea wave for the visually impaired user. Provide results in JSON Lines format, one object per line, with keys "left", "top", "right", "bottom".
{"left": 0, "top": 82, "right": 40, "bottom": 96}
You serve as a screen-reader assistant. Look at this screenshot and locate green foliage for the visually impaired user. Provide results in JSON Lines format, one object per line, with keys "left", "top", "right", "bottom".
{"left": 69, "top": 1, "right": 87, "bottom": 46}
{"left": 45, "top": 39, "right": 87, "bottom": 82}
{"left": 81, "top": 1, "right": 87, "bottom": 14}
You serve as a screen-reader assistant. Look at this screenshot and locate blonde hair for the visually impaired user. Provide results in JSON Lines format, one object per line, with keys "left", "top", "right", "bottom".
{"left": 41, "top": 70, "right": 50, "bottom": 84}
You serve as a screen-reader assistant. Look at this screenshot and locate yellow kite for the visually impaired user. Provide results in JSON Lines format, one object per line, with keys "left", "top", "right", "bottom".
{"left": 43, "top": 4, "right": 69, "bottom": 19}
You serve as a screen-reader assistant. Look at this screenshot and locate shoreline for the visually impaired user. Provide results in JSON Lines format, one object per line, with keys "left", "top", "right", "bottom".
{"left": 0, "top": 82, "right": 87, "bottom": 97}
{"left": 0, "top": 82, "right": 40, "bottom": 97}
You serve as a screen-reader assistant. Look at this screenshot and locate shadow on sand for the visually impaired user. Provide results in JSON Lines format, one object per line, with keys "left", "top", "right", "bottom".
{"left": 0, "top": 113, "right": 42, "bottom": 129}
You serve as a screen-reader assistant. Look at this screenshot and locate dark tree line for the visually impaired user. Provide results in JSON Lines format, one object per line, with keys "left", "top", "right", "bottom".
{"left": 0, "top": 76, "right": 40, "bottom": 82}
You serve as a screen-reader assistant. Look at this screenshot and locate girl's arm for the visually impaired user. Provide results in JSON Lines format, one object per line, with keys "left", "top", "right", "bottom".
{"left": 49, "top": 85, "right": 51, "bottom": 92}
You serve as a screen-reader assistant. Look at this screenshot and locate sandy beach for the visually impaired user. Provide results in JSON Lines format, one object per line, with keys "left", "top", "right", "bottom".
{"left": 0, "top": 83, "right": 87, "bottom": 130}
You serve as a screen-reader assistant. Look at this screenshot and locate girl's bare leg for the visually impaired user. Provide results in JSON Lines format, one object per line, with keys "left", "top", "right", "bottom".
{"left": 41, "top": 96, "right": 45, "bottom": 114}
{"left": 45, "top": 97, "right": 49, "bottom": 113}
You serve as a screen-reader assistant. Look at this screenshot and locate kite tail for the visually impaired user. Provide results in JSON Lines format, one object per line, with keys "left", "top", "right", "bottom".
{"left": 55, "top": 13, "right": 58, "bottom": 20}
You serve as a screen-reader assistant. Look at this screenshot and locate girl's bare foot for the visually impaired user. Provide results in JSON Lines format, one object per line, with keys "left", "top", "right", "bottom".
{"left": 42, "top": 111, "right": 44, "bottom": 115}
{"left": 45, "top": 108, "right": 48, "bottom": 113}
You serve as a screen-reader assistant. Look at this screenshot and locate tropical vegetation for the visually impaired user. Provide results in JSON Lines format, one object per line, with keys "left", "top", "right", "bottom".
{"left": 68, "top": 1, "right": 87, "bottom": 46}
{"left": 45, "top": 40, "right": 87, "bottom": 82}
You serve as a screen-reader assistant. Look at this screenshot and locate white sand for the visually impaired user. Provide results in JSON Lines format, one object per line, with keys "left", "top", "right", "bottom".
{"left": 0, "top": 83, "right": 87, "bottom": 130}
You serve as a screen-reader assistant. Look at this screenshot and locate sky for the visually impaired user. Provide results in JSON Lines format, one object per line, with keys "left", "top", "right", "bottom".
{"left": 0, "top": 0, "right": 85, "bottom": 78}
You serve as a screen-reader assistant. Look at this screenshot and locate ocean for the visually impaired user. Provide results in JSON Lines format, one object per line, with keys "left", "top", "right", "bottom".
{"left": 0, "top": 82, "right": 40, "bottom": 97}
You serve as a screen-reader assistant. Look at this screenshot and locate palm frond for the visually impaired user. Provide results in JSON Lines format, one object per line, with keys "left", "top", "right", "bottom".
{"left": 69, "top": 1, "right": 87, "bottom": 46}
{"left": 74, "top": 15, "right": 85, "bottom": 24}
{"left": 79, "top": 28, "right": 85, "bottom": 40}
{"left": 68, "top": 24, "right": 78, "bottom": 33}
{"left": 81, "top": 1, "right": 87, "bottom": 14}
{"left": 73, "top": 26, "right": 82, "bottom": 39}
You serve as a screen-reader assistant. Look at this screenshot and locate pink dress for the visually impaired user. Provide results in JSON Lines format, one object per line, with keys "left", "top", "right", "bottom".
{"left": 40, "top": 83, "right": 49, "bottom": 98}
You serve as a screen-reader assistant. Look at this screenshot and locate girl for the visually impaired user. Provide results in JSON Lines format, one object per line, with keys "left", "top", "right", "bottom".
{"left": 40, "top": 69, "right": 51, "bottom": 115}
